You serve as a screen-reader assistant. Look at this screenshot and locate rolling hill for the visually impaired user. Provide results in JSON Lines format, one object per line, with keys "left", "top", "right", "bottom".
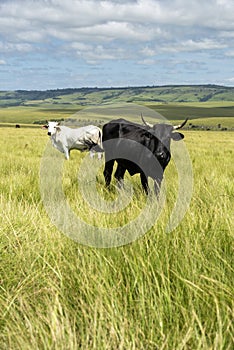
{"left": 0, "top": 85, "right": 234, "bottom": 108}
{"left": 0, "top": 85, "right": 233, "bottom": 128}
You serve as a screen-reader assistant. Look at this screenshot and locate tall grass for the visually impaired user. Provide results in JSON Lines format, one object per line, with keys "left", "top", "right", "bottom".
{"left": 0, "top": 128, "right": 233, "bottom": 349}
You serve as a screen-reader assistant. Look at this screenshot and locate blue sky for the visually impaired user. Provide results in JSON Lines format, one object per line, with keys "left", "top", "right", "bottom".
{"left": 0, "top": 0, "right": 234, "bottom": 90}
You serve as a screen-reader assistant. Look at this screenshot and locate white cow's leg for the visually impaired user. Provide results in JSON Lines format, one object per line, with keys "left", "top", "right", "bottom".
{"left": 90, "top": 150, "right": 95, "bottom": 158}
{"left": 64, "top": 147, "right": 70, "bottom": 160}
{"left": 97, "top": 152, "right": 102, "bottom": 160}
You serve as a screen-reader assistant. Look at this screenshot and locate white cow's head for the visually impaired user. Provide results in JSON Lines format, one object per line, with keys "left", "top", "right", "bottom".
{"left": 43, "top": 121, "right": 60, "bottom": 136}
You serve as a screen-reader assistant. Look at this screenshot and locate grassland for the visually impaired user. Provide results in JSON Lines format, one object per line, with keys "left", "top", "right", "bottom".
{"left": 0, "top": 125, "right": 233, "bottom": 349}
{"left": 0, "top": 106, "right": 81, "bottom": 125}
{"left": 0, "top": 102, "right": 234, "bottom": 131}
{"left": 1, "top": 85, "right": 234, "bottom": 128}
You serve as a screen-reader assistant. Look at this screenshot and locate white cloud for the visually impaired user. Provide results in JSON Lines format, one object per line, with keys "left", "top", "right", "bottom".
{"left": 0, "top": 42, "right": 32, "bottom": 53}
{"left": 16, "top": 31, "right": 45, "bottom": 43}
{"left": 0, "top": 59, "right": 6, "bottom": 64}
{"left": 72, "top": 43, "right": 127, "bottom": 62}
{"left": 1, "top": 0, "right": 234, "bottom": 44}
{"left": 138, "top": 58, "right": 156, "bottom": 65}
{"left": 140, "top": 46, "right": 157, "bottom": 57}
{"left": 225, "top": 50, "right": 234, "bottom": 57}
{"left": 0, "top": 0, "right": 234, "bottom": 88}
{"left": 161, "top": 39, "right": 227, "bottom": 53}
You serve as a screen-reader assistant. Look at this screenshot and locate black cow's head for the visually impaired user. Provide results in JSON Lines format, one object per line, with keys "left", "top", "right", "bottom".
{"left": 141, "top": 115, "right": 188, "bottom": 169}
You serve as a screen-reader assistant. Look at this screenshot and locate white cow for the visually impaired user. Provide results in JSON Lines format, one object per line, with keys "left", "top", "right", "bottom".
{"left": 43, "top": 121, "right": 103, "bottom": 160}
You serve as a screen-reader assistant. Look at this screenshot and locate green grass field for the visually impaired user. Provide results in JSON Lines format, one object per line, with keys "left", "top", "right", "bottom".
{"left": 0, "top": 100, "right": 234, "bottom": 130}
{"left": 0, "top": 106, "right": 82, "bottom": 124}
{"left": 0, "top": 125, "right": 233, "bottom": 349}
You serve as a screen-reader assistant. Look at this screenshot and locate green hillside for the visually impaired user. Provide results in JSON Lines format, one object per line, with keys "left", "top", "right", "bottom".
{"left": 0, "top": 85, "right": 234, "bottom": 108}
{"left": 0, "top": 85, "right": 233, "bottom": 128}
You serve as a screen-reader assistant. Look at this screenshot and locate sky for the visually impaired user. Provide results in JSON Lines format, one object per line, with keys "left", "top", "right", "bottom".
{"left": 0, "top": 0, "right": 234, "bottom": 90}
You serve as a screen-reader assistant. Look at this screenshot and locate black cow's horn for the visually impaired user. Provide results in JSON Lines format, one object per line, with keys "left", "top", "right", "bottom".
{"left": 173, "top": 118, "right": 188, "bottom": 130}
{"left": 141, "top": 113, "right": 153, "bottom": 127}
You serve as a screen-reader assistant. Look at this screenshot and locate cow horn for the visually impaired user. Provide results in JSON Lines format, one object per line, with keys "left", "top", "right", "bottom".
{"left": 141, "top": 113, "right": 153, "bottom": 128}
{"left": 173, "top": 118, "right": 188, "bottom": 130}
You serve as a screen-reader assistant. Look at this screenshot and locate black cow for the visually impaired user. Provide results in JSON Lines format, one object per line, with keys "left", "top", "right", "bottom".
{"left": 102, "top": 115, "right": 188, "bottom": 195}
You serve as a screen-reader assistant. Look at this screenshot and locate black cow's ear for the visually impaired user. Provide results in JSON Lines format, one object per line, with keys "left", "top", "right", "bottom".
{"left": 171, "top": 132, "right": 184, "bottom": 141}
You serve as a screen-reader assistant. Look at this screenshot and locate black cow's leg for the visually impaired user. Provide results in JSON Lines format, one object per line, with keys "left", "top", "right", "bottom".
{"left": 103, "top": 160, "right": 115, "bottom": 188}
{"left": 114, "top": 164, "right": 126, "bottom": 189}
{"left": 140, "top": 172, "right": 149, "bottom": 194}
